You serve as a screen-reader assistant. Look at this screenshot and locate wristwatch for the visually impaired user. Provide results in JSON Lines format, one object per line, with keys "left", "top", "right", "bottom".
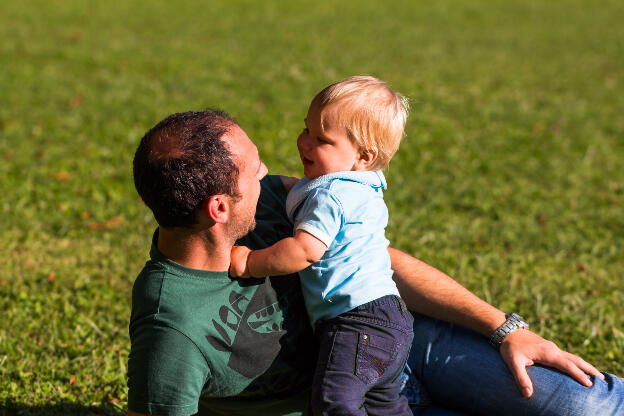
{"left": 489, "top": 313, "right": 530, "bottom": 349}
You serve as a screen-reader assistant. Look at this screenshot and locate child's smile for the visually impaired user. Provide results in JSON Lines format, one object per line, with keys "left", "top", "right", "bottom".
{"left": 297, "top": 102, "right": 364, "bottom": 180}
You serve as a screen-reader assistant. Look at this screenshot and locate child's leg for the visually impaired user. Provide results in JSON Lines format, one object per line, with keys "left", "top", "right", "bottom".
{"left": 310, "top": 295, "right": 414, "bottom": 416}
{"left": 310, "top": 320, "right": 369, "bottom": 416}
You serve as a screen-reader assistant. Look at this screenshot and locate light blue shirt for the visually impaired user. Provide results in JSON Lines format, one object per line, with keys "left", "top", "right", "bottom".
{"left": 286, "top": 171, "right": 400, "bottom": 325}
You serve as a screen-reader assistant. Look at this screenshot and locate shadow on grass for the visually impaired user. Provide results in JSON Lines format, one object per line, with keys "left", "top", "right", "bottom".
{"left": 0, "top": 399, "right": 124, "bottom": 416}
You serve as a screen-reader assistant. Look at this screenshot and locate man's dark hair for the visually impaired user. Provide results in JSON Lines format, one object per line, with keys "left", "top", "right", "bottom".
{"left": 133, "top": 109, "right": 239, "bottom": 228}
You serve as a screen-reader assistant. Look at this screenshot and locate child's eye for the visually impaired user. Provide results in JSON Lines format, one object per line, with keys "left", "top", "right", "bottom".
{"left": 316, "top": 137, "right": 328, "bottom": 144}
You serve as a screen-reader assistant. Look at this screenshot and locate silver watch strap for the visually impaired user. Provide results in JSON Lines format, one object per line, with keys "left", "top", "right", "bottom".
{"left": 489, "top": 313, "right": 530, "bottom": 349}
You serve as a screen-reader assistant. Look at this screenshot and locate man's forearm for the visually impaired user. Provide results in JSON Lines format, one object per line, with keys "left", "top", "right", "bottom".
{"left": 389, "top": 247, "right": 607, "bottom": 397}
{"left": 389, "top": 247, "right": 506, "bottom": 337}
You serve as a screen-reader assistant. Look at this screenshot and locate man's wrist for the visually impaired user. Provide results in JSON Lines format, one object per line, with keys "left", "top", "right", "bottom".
{"left": 489, "top": 313, "right": 530, "bottom": 349}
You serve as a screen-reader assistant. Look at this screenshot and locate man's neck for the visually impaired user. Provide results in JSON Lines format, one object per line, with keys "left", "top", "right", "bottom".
{"left": 157, "top": 226, "right": 232, "bottom": 272}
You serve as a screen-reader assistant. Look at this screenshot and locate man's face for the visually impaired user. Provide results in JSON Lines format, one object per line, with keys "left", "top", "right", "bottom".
{"left": 222, "top": 125, "right": 268, "bottom": 240}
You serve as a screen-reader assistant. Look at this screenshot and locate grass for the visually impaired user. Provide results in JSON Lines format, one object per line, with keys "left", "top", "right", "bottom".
{"left": 1, "top": 0, "right": 623, "bottom": 413}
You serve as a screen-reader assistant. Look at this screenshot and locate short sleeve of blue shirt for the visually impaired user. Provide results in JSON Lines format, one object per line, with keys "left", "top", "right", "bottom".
{"left": 293, "top": 188, "right": 343, "bottom": 248}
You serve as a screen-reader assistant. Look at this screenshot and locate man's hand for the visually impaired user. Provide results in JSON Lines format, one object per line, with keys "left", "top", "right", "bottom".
{"left": 230, "top": 245, "right": 252, "bottom": 277}
{"left": 280, "top": 175, "right": 301, "bottom": 192}
{"left": 500, "top": 329, "right": 605, "bottom": 397}
{"left": 388, "top": 248, "right": 607, "bottom": 399}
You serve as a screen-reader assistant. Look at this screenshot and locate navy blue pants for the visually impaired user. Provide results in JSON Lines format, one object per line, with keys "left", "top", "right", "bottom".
{"left": 311, "top": 295, "right": 414, "bottom": 416}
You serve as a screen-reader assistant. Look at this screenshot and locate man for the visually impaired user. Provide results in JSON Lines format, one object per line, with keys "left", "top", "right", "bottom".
{"left": 128, "top": 109, "right": 623, "bottom": 415}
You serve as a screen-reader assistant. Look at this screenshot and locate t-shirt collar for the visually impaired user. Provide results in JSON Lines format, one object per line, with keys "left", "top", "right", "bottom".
{"left": 149, "top": 228, "right": 230, "bottom": 279}
{"left": 286, "top": 170, "right": 386, "bottom": 221}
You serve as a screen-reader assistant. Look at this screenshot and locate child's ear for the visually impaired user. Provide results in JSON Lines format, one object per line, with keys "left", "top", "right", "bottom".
{"left": 355, "top": 148, "right": 378, "bottom": 170}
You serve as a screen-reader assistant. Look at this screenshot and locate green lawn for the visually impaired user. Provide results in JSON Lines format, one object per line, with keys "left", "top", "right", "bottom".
{"left": 1, "top": 0, "right": 623, "bottom": 413}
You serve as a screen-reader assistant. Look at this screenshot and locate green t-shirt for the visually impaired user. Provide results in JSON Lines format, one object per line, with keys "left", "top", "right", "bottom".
{"left": 128, "top": 175, "right": 315, "bottom": 416}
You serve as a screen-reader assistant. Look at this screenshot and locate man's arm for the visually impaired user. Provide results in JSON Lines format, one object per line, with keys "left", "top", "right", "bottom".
{"left": 389, "top": 247, "right": 604, "bottom": 398}
{"left": 389, "top": 247, "right": 506, "bottom": 336}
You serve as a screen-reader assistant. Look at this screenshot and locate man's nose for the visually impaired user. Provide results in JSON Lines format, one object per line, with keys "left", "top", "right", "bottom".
{"left": 259, "top": 162, "right": 268, "bottom": 179}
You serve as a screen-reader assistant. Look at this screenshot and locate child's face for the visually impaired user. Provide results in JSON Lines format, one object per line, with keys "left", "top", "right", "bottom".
{"left": 297, "top": 102, "right": 362, "bottom": 180}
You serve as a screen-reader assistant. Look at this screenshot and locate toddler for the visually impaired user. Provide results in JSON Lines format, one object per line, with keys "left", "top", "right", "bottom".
{"left": 230, "top": 76, "right": 413, "bottom": 416}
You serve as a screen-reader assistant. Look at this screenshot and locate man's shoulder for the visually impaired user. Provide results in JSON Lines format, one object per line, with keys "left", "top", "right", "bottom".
{"left": 244, "top": 175, "right": 292, "bottom": 248}
{"left": 260, "top": 175, "right": 288, "bottom": 205}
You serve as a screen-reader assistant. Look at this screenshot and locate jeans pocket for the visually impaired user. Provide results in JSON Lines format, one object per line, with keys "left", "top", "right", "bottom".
{"left": 356, "top": 332, "right": 398, "bottom": 385}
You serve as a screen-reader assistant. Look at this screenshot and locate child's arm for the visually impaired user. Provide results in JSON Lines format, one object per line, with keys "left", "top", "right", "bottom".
{"left": 229, "top": 230, "right": 326, "bottom": 278}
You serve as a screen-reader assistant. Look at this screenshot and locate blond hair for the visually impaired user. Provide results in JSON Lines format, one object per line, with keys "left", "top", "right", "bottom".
{"left": 313, "top": 76, "right": 408, "bottom": 170}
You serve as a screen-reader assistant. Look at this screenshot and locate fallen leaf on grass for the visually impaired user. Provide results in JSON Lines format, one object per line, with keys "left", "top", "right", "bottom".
{"left": 106, "top": 217, "right": 123, "bottom": 227}
{"left": 49, "top": 171, "right": 72, "bottom": 181}
{"left": 47, "top": 273, "right": 55, "bottom": 283}
{"left": 532, "top": 122, "right": 544, "bottom": 134}
{"left": 87, "top": 222, "right": 105, "bottom": 230}
{"left": 87, "top": 217, "right": 124, "bottom": 230}
{"left": 69, "top": 30, "right": 82, "bottom": 43}
{"left": 69, "top": 375, "right": 76, "bottom": 385}
{"left": 68, "top": 94, "right": 85, "bottom": 108}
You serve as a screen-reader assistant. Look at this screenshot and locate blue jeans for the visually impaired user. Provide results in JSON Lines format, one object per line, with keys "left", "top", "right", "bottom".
{"left": 402, "top": 312, "right": 624, "bottom": 415}
{"left": 311, "top": 295, "right": 414, "bottom": 416}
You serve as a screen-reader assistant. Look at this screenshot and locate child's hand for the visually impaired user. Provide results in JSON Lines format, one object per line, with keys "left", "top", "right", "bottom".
{"left": 280, "top": 176, "right": 301, "bottom": 192}
{"left": 230, "top": 245, "right": 252, "bottom": 277}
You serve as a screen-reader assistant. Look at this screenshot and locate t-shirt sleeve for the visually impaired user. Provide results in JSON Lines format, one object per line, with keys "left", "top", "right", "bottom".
{"left": 128, "top": 325, "right": 210, "bottom": 416}
{"left": 293, "top": 188, "right": 343, "bottom": 248}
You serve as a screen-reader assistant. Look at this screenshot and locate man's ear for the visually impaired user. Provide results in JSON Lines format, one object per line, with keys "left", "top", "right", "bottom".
{"left": 201, "top": 194, "right": 230, "bottom": 224}
{"left": 355, "top": 148, "right": 378, "bottom": 170}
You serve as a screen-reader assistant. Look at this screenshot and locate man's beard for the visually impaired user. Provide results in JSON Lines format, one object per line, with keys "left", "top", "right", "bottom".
{"left": 227, "top": 205, "right": 256, "bottom": 241}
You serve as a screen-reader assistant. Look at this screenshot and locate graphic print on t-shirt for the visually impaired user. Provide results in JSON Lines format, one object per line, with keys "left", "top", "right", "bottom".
{"left": 206, "top": 280, "right": 288, "bottom": 378}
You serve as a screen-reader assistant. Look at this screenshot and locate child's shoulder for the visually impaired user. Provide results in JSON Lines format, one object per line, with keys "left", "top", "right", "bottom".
{"left": 326, "top": 172, "right": 384, "bottom": 193}
{"left": 323, "top": 176, "right": 381, "bottom": 209}
{"left": 325, "top": 176, "right": 371, "bottom": 193}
